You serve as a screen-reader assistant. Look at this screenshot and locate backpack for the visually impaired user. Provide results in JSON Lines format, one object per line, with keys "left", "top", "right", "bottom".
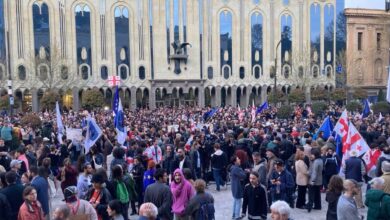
{"left": 324, "top": 156, "right": 339, "bottom": 174}
{"left": 377, "top": 193, "right": 390, "bottom": 220}
{"left": 196, "top": 201, "right": 215, "bottom": 220}
{"left": 116, "top": 180, "right": 129, "bottom": 204}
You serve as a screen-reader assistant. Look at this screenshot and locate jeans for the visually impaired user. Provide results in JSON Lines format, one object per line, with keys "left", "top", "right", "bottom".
{"left": 232, "top": 197, "right": 242, "bottom": 219}
{"left": 213, "top": 168, "right": 225, "bottom": 191}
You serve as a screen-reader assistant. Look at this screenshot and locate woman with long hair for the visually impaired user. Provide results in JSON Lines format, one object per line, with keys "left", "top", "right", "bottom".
{"left": 59, "top": 158, "right": 78, "bottom": 193}
{"left": 325, "top": 175, "right": 344, "bottom": 220}
{"left": 143, "top": 160, "right": 156, "bottom": 191}
{"left": 295, "top": 150, "right": 309, "bottom": 209}
{"left": 17, "top": 186, "right": 44, "bottom": 220}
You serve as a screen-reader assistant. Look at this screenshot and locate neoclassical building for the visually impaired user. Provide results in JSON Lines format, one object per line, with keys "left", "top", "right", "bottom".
{"left": 345, "top": 8, "right": 390, "bottom": 102}
{"left": 0, "top": 0, "right": 344, "bottom": 111}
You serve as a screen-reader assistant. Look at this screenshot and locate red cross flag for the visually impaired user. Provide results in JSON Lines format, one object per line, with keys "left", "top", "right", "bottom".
{"left": 334, "top": 110, "right": 349, "bottom": 152}
{"left": 362, "top": 149, "right": 382, "bottom": 177}
{"left": 344, "top": 122, "right": 369, "bottom": 157}
{"left": 107, "top": 76, "right": 121, "bottom": 87}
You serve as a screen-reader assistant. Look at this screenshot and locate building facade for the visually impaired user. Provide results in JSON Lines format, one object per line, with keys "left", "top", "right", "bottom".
{"left": 0, "top": 0, "right": 344, "bottom": 111}
{"left": 345, "top": 8, "right": 390, "bottom": 102}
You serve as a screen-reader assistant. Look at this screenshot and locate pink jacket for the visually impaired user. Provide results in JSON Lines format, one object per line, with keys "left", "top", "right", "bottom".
{"left": 170, "top": 169, "right": 194, "bottom": 215}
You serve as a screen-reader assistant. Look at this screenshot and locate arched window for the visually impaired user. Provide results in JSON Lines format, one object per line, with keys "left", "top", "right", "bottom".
{"left": 100, "top": 66, "right": 108, "bottom": 80}
{"left": 139, "top": 66, "right": 145, "bottom": 80}
{"left": 75, "top": 4, "right": 92, "bottom": 67}
{"left": 239, "top": 67, "right": 245, "bottom": 79}
{"left": 298, "top": 66, "right": 304, "bottom": 78}
{"left": 281, "top": 14, "right": 292, "bottom": 65}
{"left": 251, "top": 12, "right": 263, "bottom": 76}
{"left": 18, "top": 65, "right": 26, "bottom": 80}
{"left": 173, "top": 0, "right": 180, "bottom": 41}
{"left": 310, "top": 3, "right": 321, "bottom": 66}
{"left": 114, "top": 6, "right": 130, "bottom": 72}
{"left": 33, "top": 2, "right": 50, "bottom": 58}
{"left": 61, "top": 66, "right": 68, "bottom": 80}
{"left": 120, "top": 66, "right": 127, "bottom": 80}
{"left": 254, "top": 66, "right": 260, "bottom": 79}
{"left": 283, "top": 0, "right": 289, "bottom": 6}
{"left": 0, "top": 0, "right": 6, "bottom": 61}
{"left": 39, "top": 65, "right": 48, "bottom": 81}
{"left": 223, "top": 66, "right": 230, "bottom": 79}
{"left": 207, "top": 66, "right": 213, "bottom": 79}
{"left": 81, "top": 66, "right": 89, "bottom": 80}
{"left": 220, "top": 11, "right": 232, "bottom": 75}
{"left": 324, "top": 4, "right": 334, "bottom": 65}
{"left": 253, "top": 0, "right": 260, "bottom": 5}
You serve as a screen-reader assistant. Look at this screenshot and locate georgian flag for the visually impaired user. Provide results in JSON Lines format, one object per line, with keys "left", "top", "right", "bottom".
{"left": 362, "top": 149, "right": 382, "bottom": 177}
{"left": 344, "top": 122, "right": 370, "bottom": 156}
{"left": 334, "top": 110, "right": 349, "bottom": 153}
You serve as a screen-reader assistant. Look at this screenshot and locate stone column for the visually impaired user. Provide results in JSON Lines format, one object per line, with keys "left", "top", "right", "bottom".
{"left": 72, "top": 87, "right": 80, "bottom": 111}
{"left": 246, "top": 85, "right": 253, "bottom": 107}
{"left": 305, "top": 86, "right": 311, "bottom": 104}
{"left": 231, "top": 86, "right": 237, "bottom": 107}
{"left": 31, "top": 88, "right": 39, "bottom": 112}
{"left": 198, "top": 87, "right": 205, "bottom": 107}
{"left": 149, "top": 87, "right": 156, "bottom": 109}
{"left": 131, "top": 87, "right": 137, "bottom": 110}
{"left": 261, "top": 86, "right": 268, "bottom": 103}
{"left": 215, "top": 86, "right": 221, "bottom": 107}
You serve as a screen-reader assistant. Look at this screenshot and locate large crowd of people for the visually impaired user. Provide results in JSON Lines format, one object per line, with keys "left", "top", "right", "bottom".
{"left": 0, "top": 104, "right": 390, "bottom": 220}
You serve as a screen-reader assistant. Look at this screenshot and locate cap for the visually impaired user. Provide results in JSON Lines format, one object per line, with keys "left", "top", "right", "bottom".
{"left": 10, "top": 160, "right": 22, "bottom": 168}
{"left": 63, "top": 186, "right": 78, "bottom": 200}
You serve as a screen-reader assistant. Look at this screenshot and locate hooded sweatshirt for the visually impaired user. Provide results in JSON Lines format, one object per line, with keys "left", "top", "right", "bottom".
{"left": 365, "top": 189, "right": 390, "bottom": 220}
{"left": 170, "top": 169, "right": 195, "bottom": 215}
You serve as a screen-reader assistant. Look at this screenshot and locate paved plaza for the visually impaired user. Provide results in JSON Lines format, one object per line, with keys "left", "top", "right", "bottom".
{"left": 50, "top": 182, "right": 368, "bottom": 220}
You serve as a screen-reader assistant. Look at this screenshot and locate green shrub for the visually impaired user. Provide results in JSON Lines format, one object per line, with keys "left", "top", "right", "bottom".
{"left": 277, "top": 105, "right": 293, "bottom": 119}
{"left": 311, "top": 102, "right": 328, "bottom": 116}
{"left": 372, "top": 102, "right": 390, "bottom": 114}
{"left": 330, "top": 88, "right": 346, "bottom": 101}
{"left": 0, "top": 95, "right": 19, "bottom": 110}
{"left": 267, "top": 90, "right": 286, "bottom": 104}
{"left": 346, "top": 101, "right": 363, "bottom": 112}
{"left": 311, "top": 89, "right": 327, "bottom": 101}
{"left": 288, "top": 89, "right": 305, "bottom": 103}
{"left": 20, "top": 113, "right": 42, "bottom": 129}
{"left": 40, "top": 90, "right": 61, "bottom": 110}
{"left": 352, "top": 88, "right": 367, "bottom": 100}
{"left": 82, "top": 89, "right": 104, "bottom": 110}
{"left": 377, "top": 89, "right": 386, "bottom": 102}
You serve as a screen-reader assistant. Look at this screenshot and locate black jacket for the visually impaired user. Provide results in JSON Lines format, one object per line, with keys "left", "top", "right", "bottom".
{"left": 144, "top": 182, "right": 173, "bottom": 220}
{"left": 0, "top": 193, "right": 11, "bottom": 220}
{"left": 85, "top": 187, "right": 112, "bottom": 220}
{"left": 242, "top": 183, "right": 267, "bottom": 220}
{"left": 0, "top": 183, "right": 24, "bottom": 220}
{"left": 171, "top": 156, "right": 192, "bottom": 175}
{"left": 210, "top": 150, "right": 228, "bottom": 170}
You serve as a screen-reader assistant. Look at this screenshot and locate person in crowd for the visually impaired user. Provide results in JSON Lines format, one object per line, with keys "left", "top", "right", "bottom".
{"left": 376, "top": 145, "right": 390, "bottom": 177}
{"left": 242, "top": 172, "right": 267, "bottom": 220}
{"left": 121, "top": 163, "right": 138, "bottom": 216}
{"left": 85, "top": 173, "right": 112, "bottom": 220}
{"left": 183, "top": 168, "right": 195, "bottom": 186}
{"left": 15, "top": 147, "right": 29, "bottom": 171}
{"left": 144, "top": 168, "right": 173, "bottom": 220}
{"left": 132, "top": 156, "right": 145, "bottom": 209}
{"left": 230, "top": 155, "right": 247, "bottom": 220}
{"left": 251, "top": 152, "right": 267, "bottom": 187}
{"left": 365, "top": 177, "right": 390, "bottom": 220}
{"left": 381, "top": 161, "right": 390, "bottom": 194}
{"left": 77, "top": 162, "right": 93, "bottom": 199}
{"left": 184, "top": 179, "right": 214, "bottom": 220}
{"left": 107, "top": 200, "right": 124, "bottom": 220}
{"left": 171, "top": 147, "right": 192, "bottom": 175}
{"left": 170, "top": 168, "right": 194, "bottom": 219}
{"left": 337, "top": 179, "right": 363, "bottom": 220}
{"left": 210, "top": 143, "right": 228, "bottom": 191}
{"left": 30, "top": 166, "right": 50, "bottom": 218}
{"left": 307, "top": 148, "right": 323, "bottom": 212}
{"left": 63, "top": 186, "right": 98, "bottom": 220}
{"left": 143, "top": 160, "right": 156, "bottom": 191}
{"left": 162, "top": 145, "right": 175, "bottom": 178}
{"left": 86, "top": 146, "right": 104, "bottom": 170}
{"left": 10, "top": 159, "right": 23, "bottom": 181}
{"left": 52, "top": 204, "right": 71, "bottom": 220}
{"left": 110, "top": 165, "right": 130, "bottom": 220}
{"left": 269, "top": 159, "right": 294, "bottom": 204}
{"left": 325, "top": 175, "right": 344, "bottom": 220}
{"left": 21, "top": 172, "right": 30, "bottom": 186}
{"left": 342, "top": 150, "right": 366, "bottom": 208}
{"left": 0, "top": 171, "right": 24, "bottom": 220}
{"left": 18, "top": 186, "right": 45, "bottom": 220}
{"left": 138, "top": 202, "right": 158, "bottom": 220}
{"left": 59, "top": 158, "right": 78, "bottom": 193}
{"left": 144, "top": 138, "right": 163, "bottom": 165}
{"left": 110, "top": 147, "right": 127, "bottom": 173}
{"left": 266, "top": 148, "right": 278, "bottom": 185}
{"left": 323, "top": 148, "right": 340, "bottom": 190}
{"left": 294, "top": 148, "right": 309, "bottom": 209}
{"left": 270, "top": 200, "right": 292, "bottom": 220}
{"left": 190, "top": 141, "right": 202, "bottom": 179}
{"left": 0, "top": 191, "right": 11, "bottom": 220}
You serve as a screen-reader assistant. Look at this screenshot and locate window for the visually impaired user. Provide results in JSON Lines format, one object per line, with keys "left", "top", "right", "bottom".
{"left": 377, "top": 33, "right": 381, "bottom": 51}
{"left": 310, "top": 4, "right": 320, "bottom": 65}
{"left": 223, "top": 66, "right": 230, "bottom": 79}
{"left": 100, "top": 66, "right": 108, "bottom": 80}
{"left": 251, "top": 12, "right": 263, "bottom": 75}
{"left": 60, "top": 66, "right": 68, "bottom": 80}
{"left": 81, "top": 66, "right": 89, "bottom": 80}
{"left": 18, "top": 65, "right": 26, "bottom": 80}
{"left": 220, "top": 11, "right": 232, "bottom": 73}
{"left": 39, "top": 66, "right": 48, "bottom": 81}
{"left": 281, "top": 14, "right": 292, "bottom": 64}
{"left": 120, "top": 66, "right": 127, "bottom": 80}
{"left": 33, "top": 3, "right": 50, "bottom": 57}
{"left": 75, "top": 5, "right": 92, "bottom": 66}
{"left": 254, "top": 66, "right": 260, "bottom": 79}
{"left": 207, "top": 66, "right": 213, "bottom": 79}
{"left": 0, "top": 0, "right": 6, "bottom": 61}
{"left": 239, "top": 67, "right": 245, "bottom": 79}
{"left": 324, "top": 4, "right": 334, "bottom": 65}
{"left": 114, "top": 7, "right": 130, "bottom": 69}
{"left": 139, "top": 66, "right": 145, "bottom": 80}
{"left": 283, "top": 0, "right": 289, "bottom": 6}
{"left": 173, "top": 0, "right": 180, "bottom": 41}
{"left": 358, "top": 32, "right": 363, "bottom": 51}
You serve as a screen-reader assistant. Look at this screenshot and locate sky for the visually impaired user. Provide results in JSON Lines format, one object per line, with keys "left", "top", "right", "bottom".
{"left": 345, "top": 0, "right": 385, "bottom": 9}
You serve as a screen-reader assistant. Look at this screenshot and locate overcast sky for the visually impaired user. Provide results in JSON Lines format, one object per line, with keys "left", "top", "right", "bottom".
{"left": 345, "top": 0, "right": 385, "bottom": 9}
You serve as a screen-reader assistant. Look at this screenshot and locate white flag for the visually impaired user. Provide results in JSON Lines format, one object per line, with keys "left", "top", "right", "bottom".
{"left": 56, "top": 102, "right": 64, "bottom": 144}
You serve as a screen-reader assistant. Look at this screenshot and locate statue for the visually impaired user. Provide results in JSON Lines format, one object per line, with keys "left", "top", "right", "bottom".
{"left": 169, "top": 40, "right": 192, "bottom": 74}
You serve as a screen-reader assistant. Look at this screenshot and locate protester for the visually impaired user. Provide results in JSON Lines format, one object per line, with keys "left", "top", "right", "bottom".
{"left": 77, "top": 162, "right": 93, "bottom": 199}
{"left": 18, "top": 186, "right": 45, "bottom": 220}
{"left": 184, "top": 179, "right": 214, "bottom": 220}
{"left": 170, "top": 168, "right": 194, "bottom": 219}
{"left": 270, "top": 200, "right": 292, "bottom": 220}
{"left": 30, "top": 166, "right": 50, "bottom": 218}
{"left": 269, "top": 159, "right": 294, "bottom": 204}
{"left": 307, "top": 148, "right": 323, "bottom": 212}
{"left": 85, "top": 173, "right": 112, "bottom": 220}
{"left": 0, "top": 190, "right": 11, "bottom": 220}
{"left": 343, "top": 150, "right": 366, "bottom": 208}
{"left": 229, "top": 155, "right": 247, "bottom": 220}
{"left": 325, "top": 175, "right": 344, "bottom": 220}
{"left": 211, "top": 143, "right": 228, "bottom": 191}
{"left": 52, "top": 204, "right": 71, "bottom": 220}
{"left": 381, "top": 161, "right": 390, "bottom": 193}
{"left": 365, "top": 177, "right": 390, "bottom": 220}
{"left": 63, "top": 186, "right": 98, "bottom": 220}
{"left": 107, "top": 200, "right": 125, "bottom": 220}
{"left": 294, "top": 148, "right": 309, "bottom": 209}
{"left": 337, "top": 179, "right": 363, "bottom": 220}
{"left": 242, "top": 172, "right": 267, "bottom": 220}
{"left": 139, "top": 202, "right": 158, "bottom": 220}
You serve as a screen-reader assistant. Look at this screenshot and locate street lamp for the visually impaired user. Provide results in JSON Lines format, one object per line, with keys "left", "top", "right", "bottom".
{"left": 273, "top": 39, "right": 283, "bottom": 106}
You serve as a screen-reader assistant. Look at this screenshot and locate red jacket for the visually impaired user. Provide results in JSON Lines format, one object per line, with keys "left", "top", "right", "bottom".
{"left": 18, "top": 201, "right": 45, "bottom": 220}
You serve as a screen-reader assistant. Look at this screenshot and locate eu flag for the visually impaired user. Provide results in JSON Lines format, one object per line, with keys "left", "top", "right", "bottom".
{"left": 256, "top": 101, "right": 269, "bottom": 115}
{"left": 112, "top": 86, "right": 120, "bottom": 115}
{"left": 362, "top": 99, "right": 370, "bottom": 118}
{"left": 313, "top": 116, "right": 333, "bottom": 140}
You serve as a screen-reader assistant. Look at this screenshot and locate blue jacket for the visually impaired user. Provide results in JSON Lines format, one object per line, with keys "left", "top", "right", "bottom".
{"left": 31, "top": 176, "right": 49, "bottom": 215}
{"left": 345, "top": 156, "right": 364, "bottom": 182}
{"left": 230, "top": 164, "right": 246, "bottom": 198}
{"left": 269, "top": 169, "right": 295, "bottom": 195}
{"left": 0, "top": 126, "right": 12, "bottom": 141}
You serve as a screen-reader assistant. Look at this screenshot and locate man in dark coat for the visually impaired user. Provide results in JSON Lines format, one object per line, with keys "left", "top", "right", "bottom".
{"left": 242, "top": 172, "right": 267, "bottom": 220}
{"left": 171, "top": 147, "right": 192, "bottom": 175}
{"left": 0, "top": 171, "right": 24, "bottom": 220}
{"left": 30, "top": 166, "right": 50, "bottom": 218}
